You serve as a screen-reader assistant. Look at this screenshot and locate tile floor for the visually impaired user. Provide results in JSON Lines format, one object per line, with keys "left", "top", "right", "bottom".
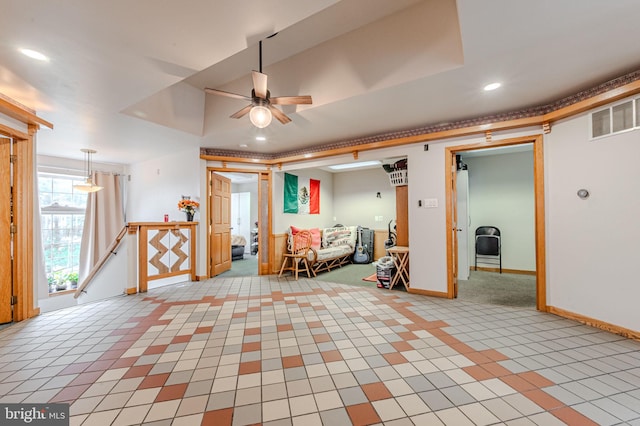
{"left": 0, "top": 275, "right": 639, "bottom": 425}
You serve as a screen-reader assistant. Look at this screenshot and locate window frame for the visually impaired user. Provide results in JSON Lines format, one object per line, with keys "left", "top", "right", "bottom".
{"left": 590, "top": 96, "right": 639, "bottom": 140}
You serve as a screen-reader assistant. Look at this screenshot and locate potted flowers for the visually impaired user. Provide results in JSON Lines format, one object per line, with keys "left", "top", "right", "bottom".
{"left": 178, "top": 197, "right": 199, "bottom": 222}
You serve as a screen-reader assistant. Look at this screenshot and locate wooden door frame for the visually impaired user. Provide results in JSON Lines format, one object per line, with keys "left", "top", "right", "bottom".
{"left": 206, "top": 167, "right": 272, "bottom": 276}
{"left": 0, "top": 125, "right": 40, "bottom": 322}
{"left": 444, "top": 134, "right": 547, "bottom": 311}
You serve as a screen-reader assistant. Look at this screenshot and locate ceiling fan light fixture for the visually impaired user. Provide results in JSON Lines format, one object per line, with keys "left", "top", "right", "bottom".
{"left": 249, "top": 105, "right": 272, "bottom": 128}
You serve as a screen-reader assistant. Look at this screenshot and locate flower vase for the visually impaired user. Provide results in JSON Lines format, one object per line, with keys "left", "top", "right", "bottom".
{"left": 186, "top": 212, "right": 194, "bottom": 222}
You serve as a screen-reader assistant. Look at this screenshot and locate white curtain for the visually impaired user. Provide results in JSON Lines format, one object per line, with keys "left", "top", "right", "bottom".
{"left": 79, "top": 171, "right": 125, "bottom": 281}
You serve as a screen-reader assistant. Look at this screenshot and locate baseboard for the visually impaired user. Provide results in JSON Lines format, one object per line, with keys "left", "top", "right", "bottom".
{"left": 472, "top": 266, "right": 536, "bottom": 276}
{"left": 125, "top": 287, "right": 137, "bottom": 295}
{"left": 196, "top": 275, "right": 207, "bottom": 281}
{"left": 408, "top": 288, "right": 449, "bottom": 298}
{"left": 548, "top": 305, "right": 640, "bottom": 340}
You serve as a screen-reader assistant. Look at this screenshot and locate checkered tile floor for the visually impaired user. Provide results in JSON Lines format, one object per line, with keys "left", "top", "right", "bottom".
{"left": 1, "top": 275, "right": 639, "bottom": 425}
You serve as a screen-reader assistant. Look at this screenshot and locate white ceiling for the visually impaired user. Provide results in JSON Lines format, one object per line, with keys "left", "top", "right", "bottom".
{"left": 2, "top": 0, "right": 640, "bottom": 165}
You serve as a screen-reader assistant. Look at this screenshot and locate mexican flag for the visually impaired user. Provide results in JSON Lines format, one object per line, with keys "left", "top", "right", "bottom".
{"left": 284, "top": 172, "right": 320, "bottom": 214}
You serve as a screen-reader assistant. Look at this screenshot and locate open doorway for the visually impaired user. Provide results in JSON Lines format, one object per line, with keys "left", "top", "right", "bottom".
{"left": 445, "top": 135, "right": 547, "bottom": 311}
{"left": 207, "top": 168, "right": 271, "bottom": 277}
{"left": 456, "top": 146, "right": 536, "bottom": 307}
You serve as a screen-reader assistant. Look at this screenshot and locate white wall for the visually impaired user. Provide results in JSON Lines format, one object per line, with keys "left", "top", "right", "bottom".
{"left": 127, "top": 146, "right": 201, "bottom": 223}
{"left": 406, "top": 141, "right": 451, "bottom": 293}
{"left": 545, "top": 113, "right": 640, "bottom": 331}
{"left": 333, "top": 168, "right": 396, "bottom": 230}
{"left": 77, "top": 238, "right": 129, "bottom": 304}
{"left": 233, "top": 181, "right": 259, "bottom": 233}
{"left": 464, "top": 151, "right": 535, "bottom": 271}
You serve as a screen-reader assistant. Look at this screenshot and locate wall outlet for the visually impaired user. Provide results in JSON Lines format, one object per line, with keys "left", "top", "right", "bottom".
{"left": 375, "top": 215, "right": 384, "bottom": 222}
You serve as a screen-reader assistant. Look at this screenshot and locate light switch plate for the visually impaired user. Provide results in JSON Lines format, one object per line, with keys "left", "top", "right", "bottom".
{"left": 424, "top": 198, "right": 438, "bottom": 208}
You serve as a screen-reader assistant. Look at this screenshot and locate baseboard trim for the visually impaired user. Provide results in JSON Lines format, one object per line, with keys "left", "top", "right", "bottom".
{"left": 472, "top": 267, "right": 536, "bottom": 276}
{"left": 548, "top": 306, "right": 640, "bottom": 340}
{"left": 408, "top": 288, "right": 449, "bottom": 298}
{"left": 125, "top": 287, "right": 137, "bottom": 295}
{"left": 196, "top": 275, "right": 207, "bottom": 281}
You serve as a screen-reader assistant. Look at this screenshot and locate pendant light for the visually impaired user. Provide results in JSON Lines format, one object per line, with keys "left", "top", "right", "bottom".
{"left": 73, "top": 148, "right": 103, "bottom": 193}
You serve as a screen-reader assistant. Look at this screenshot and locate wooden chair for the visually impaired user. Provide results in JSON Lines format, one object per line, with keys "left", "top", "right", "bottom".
{"left": 279, "top": 229, "right": 315, "bottom": 279}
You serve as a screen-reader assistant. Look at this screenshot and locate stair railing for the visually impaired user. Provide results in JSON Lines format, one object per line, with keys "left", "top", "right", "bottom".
{"left": 73, "top": 225, "right": 128, "bottom": 299}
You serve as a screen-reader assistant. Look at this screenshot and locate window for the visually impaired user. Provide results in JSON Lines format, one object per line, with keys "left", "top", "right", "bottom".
{"left": 612, "top": 101, "right": 633, "bottom": 133}
{"left": 591, "top": 109, "right": 610, "bottom": 138}
{"left": 591, "top": 97, "right": 639, "bottom": 139}
{"left": 38, "top": 172, "right": 88, "bottom": 293}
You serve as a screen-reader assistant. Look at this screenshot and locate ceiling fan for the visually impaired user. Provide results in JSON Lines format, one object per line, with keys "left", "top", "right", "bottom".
{"left": 204, "top": 40, "right": 312, "bottom": 128}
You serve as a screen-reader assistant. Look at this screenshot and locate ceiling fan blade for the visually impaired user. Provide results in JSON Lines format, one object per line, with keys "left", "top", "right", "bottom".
{"left": 270, "top": 95, "right": 313, "bottom": 105}
{"left": 230, "top": 104, "right": 253, "bottom": 119}
{"left": 268, "top": 105, "right": 292, "bottom": 124}
{"left": 252, "top": 71, "right": 268, "bottom": 99}
{"left": 205, "top": 88, "right": 251, "bottom": 101}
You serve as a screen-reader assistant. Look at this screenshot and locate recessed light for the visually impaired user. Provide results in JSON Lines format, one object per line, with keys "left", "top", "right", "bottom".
{"left": 239, "top": 144, "right": 248, "bottom": 148}
{"left": 483, "top": 82, "right": 501, "bottom": 91}
{"left": 19, "top": 48, "right": 49, "bottom": 61}
{"left": 255, "top": 136, "right": 266, "bottom": 141}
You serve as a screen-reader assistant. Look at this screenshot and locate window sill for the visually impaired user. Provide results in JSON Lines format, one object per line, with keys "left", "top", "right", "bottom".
{"left": 48, "top": 289, "right": 75, "bottom": 297}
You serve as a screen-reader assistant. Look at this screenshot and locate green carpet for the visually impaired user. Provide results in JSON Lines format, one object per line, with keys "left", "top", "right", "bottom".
{"left": 218, "top": 255, "right": 258, "bottom": 277}
{"left": 458, "top": 270, "right": 536, "bottom": 307}
{"left": 310, "top": 263, "right": 379, "bottom": 287}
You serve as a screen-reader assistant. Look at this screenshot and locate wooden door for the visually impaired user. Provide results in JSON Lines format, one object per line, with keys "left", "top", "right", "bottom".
{"left": 210, "top": 173, "right": 232, "bottom": 276}
{"left": 0, "top": 137, "right": 13, "bottom": 323}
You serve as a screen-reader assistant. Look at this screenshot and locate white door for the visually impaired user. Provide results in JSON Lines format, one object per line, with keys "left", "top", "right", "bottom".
{"left": 456, "top": 169, "right": 470, "bottom": 280}
{"left": 231, "top": 192, "right": 251, "bottom": 253}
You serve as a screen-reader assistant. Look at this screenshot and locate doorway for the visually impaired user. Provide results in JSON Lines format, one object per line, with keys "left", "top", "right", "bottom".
{"left": 445, "top": 135, "right": 547, "bottom": 311}
{"left": 207, "top": 168, "right": 272, "bottom": 277}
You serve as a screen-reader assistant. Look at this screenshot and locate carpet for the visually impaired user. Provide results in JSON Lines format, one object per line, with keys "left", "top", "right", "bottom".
{"left": 311, "top": 263, "right": 377, "bottom": 287}
{"left": 218, "top": 255, "right": 258, "bottom": 277}
{"left": 363, "top": 274, "right": 377, "bottom": 282}
{"left": 458, "top": 270, "right": 536, "bottom": 307}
